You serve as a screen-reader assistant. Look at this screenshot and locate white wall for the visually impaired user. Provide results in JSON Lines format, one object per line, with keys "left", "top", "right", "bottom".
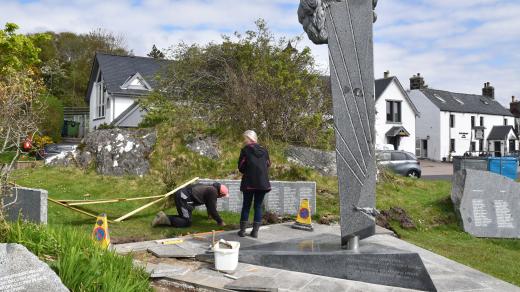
{"left": 113, "top": 96, "right": 137, "bottom": 122}
{"left": 89, "top": 80, "right": 107, "bottom": 130}
{"left": 374, "top": 80, "right": 417, "bottom": 154}
{"left": 409, "top": 90, "right": 441, "bottom": 160}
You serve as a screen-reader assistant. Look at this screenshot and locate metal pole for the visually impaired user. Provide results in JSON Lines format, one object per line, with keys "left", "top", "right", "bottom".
{"left": 345, "top": 236, "right": 359, "bottom": 252}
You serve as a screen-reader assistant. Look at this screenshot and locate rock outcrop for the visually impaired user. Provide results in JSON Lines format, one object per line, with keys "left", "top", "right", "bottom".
{"left": 46, "top": 128, "right": 156, "bottom": 176}
{"left": 186, "top": 136, "right": 220, "bottom": 159}
{"left": 285, "top": 145, "right": 337, "bottom": 176}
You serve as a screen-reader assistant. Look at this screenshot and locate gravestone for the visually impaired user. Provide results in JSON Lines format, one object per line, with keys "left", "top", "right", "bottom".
{"left": 0, "top": 243, "right": 68, "bottom": 292}
{"left": 451, "top": 169, "right": 520, "bottom": 238}
{"left": 2, "top": 187, "right": 48, "bottom": 224}
{"left": 196, "top": 179, "right": 316, "bottom": 216}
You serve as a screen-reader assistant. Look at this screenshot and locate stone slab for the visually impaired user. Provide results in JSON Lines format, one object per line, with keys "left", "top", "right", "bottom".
{"left": 0, "top": 243, "right": 68, "bottom": 292}
{"left": 146, "top": 263, "right": 190, "bottom": 278}
{"left": 238, "top": 234, "right": 436, "bottom": 291}
{"left": 224, "top": 276, "right": 279, "bottom": 292}
{"left": 2, "top": 187, "right": 47, "bottom": 223}
{"left": 451, "top": 169, "right": 520, "bottom": 238}
{"left": 197, "top": 179, "right": 316, "bottom": 216}
{"left": 148, "top": 244, "right": 197, "bottom": 258}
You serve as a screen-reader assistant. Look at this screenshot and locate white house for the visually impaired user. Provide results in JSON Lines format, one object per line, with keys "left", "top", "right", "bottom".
{"left": 374, "top": 72, "right": 419, "bottom": 154}
{"left": 85, "top": 53, "right": 169, "bottom": 130}
{"left": 409, "top": 74, "right": 517, "bottom": 161}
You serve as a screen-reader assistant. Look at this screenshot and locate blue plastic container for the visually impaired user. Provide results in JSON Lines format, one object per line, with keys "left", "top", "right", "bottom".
{"left": 488, "top": 157, "right": 518, "bottom": 180}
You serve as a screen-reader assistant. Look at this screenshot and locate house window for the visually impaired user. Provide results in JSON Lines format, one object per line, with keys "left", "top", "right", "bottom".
{"left": 386, "top": 101, "right": 402, "bottom": 123}
{"left": 450, "top": 114, "right": 455, "bottom": 128}
{"left": 504, "top": 118, "right": 508, "bottom": 126}
{"left": 471, "top": 116, "right": 475, "bottom": 128}
{"left": 96, "top": 78, "right": 106, "bottom": 118}
{"left": 480, "top": 116, "right": 484, "bottom": 127}
{"left": 450, "top": 139, "right": 456, "bottom": 152}
{"left": 479, "top": 139, "right": 484, "bottom": 151}
{"left": 471, "top": 142, "right": 476, "bottom": 152}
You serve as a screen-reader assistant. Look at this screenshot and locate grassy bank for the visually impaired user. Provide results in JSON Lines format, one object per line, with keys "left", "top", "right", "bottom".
{"left": 0, "top": 220, "right": 151, "bottom": 291}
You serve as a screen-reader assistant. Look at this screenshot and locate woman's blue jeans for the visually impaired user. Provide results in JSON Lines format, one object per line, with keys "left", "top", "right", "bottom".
{"left": 240, "top": 191, "right": 267, "bottom": 223}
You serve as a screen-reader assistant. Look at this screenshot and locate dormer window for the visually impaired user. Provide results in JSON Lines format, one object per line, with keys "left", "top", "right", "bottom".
{"left": 120, "top": 72, "right": 152, "bottom": 91}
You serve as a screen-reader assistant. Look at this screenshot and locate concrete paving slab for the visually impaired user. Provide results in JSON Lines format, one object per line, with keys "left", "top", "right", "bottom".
{"left": 224, "top": 276, "right": 279, "bottom": 292}
{"left": 148, "top": 244, "right": 197, "bottom": 258}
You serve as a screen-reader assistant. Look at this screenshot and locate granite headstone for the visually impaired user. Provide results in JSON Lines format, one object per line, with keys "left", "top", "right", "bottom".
{"left": 451, "top": 169, "right": 520, "bottom": 238}
{"left": 0, "top": 243, "right": 68, "bottom": 292}
{"left": 2, "top": 187, "right": 48, "bottom": 224}
{"left": 196, "top": 179, "right": 316, "bottom": 216}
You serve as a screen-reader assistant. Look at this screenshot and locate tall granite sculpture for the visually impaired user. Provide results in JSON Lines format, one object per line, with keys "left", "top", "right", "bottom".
{"left": 298, "top": 0, "right": 377, "bottom": 246}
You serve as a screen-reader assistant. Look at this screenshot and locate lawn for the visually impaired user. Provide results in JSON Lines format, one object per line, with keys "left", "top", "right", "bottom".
{"left": 11, "top": 167, "right": 242, "bottom": 242}
{"left": 10, "top": 164, "right": 520, "bottom": 286}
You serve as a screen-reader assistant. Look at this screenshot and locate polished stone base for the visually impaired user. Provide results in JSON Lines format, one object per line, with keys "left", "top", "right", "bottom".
{"left": 239, "top": 234, "right": 436, "bottom": 292}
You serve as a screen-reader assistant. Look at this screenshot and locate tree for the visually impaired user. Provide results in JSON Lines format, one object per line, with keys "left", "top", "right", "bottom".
{"left": 148, "top": 45, "right": 165, "bottom": 59}
{"left": 0, "top": 23, "right": 47, "bottom": 214}
{"left": 142, "top": 19, "right": 333, "bottom": 148}
{"left": 32, "top": 29, "right": 130, "bottom": 106}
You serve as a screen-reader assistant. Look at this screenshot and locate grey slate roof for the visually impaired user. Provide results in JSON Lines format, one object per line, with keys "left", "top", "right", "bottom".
{"left": 386, "top": 126, "right": 410, "bottom": 137}
{"left": 487, "top": 125, "right": 516, "bottom": 140}
{"left": 375, "top": 77, "right": 420, "bottom": 116}
{"left": 375, "top": 77, "right": 394, "bottom": 99}
{"left": 85, "top": 53, "right": 170, "bottom": 102}
{"left": 418, "top": 88, "right": 513, "bottom": 116}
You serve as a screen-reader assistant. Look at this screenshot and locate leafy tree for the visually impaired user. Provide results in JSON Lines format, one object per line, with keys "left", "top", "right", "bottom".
{"left": 38, "top": 94, "right": 64, "bottom": 142}
{"left": 147, "top": 45, "right": 165, "bottom": 59}
{"left": 142, "top": 19, "right": 333, "bottom": 148}
{"left": 32, "top": 29, "right": 130, "bottom": 106}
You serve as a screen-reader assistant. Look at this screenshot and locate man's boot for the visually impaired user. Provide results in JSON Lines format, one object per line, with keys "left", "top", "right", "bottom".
{"left": 237, "top": 221, "right": 248, "bottom": 237}
{"left": 250, "top": 222, "right": 261, "bottom": 238}
{"left": 151, "top": 211, "right": 171, "bottom": 227}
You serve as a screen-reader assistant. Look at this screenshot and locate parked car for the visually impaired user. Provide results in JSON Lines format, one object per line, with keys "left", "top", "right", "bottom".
{"left": 376, "top": 150, "right": 421, "bottom": 178}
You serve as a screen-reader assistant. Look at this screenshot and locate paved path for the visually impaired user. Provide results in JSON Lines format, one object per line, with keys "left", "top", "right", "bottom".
{"left": 114, "top": 223, "right": 520, "bottom": 292}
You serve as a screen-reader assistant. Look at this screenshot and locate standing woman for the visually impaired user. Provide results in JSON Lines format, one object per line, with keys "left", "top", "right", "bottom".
{"left": 237, "top": 130, "right": 271, "bottom": 238}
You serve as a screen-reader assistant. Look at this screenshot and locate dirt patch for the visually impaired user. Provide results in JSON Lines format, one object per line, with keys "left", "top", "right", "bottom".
{"left": 376, "top": 207, "right": 416, "bottom": 231}
{"left": 318, "top": 214, "right": 339, "bottom": 225}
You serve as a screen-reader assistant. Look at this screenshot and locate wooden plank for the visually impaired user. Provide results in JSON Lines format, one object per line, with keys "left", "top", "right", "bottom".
{"left": 64, "top": 195, "right": 166, "bottom": 206}
{"left": 114, "top": 177, "right": 199, "bottom": 222}
{"left": 48, "top": 197, "right": 114, "bottom": 223}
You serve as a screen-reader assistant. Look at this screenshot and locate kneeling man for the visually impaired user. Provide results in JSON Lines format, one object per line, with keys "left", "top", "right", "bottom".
{"left": 152, "top": 182, "right": 229, "bottom": 228}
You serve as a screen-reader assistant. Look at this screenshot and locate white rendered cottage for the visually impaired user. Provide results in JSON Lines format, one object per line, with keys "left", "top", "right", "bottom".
{"left": 409, "top": 74, "right": 517, "bottom": 161}
{"left": 85, "top": 53, "right": 169, "bottom": 130}
{"left": 374, "top": 72, "right": 419, "bottom": 154}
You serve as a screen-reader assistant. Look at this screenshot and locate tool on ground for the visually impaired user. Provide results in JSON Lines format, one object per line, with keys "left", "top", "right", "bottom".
{"left": 291, "top": 198, "right": 314, "bottom": 231}
{"left": 155, "top": 238, "right": 184, "bottom": 245}
{"left": 92, "top": 213, "right": 111, "bottom": 249}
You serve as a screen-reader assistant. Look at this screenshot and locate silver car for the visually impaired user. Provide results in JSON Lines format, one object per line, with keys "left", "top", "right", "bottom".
{"left": 376, "top": 150, "right": 422, "bottom": 178}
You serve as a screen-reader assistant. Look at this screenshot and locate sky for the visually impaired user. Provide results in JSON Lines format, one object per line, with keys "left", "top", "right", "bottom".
{"left": 1, "top": 0, "right": 519, "bottom": 106}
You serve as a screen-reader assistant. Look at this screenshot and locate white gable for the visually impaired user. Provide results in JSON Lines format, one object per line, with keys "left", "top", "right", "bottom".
{"left": 120, "top": 72, "right": 152, "bottom": 91}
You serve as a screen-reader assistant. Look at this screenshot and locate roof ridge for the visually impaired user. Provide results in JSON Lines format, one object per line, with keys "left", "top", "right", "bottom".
{"left": 422, "top": 87, "right": 494, "bottom": 99}
{"left": 96, "top": 51, "right": 166, "bottom": 60}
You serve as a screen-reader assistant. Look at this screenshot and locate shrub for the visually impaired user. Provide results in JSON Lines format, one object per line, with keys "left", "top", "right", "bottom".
{"left": 0, "top": 220, "right": 152, "bottom": 292}
{"left": 38, "top": 94, "right": 63, "bottom": 142}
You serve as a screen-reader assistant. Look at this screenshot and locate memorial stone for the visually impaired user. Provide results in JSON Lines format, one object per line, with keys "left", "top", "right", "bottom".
{"left": 196, "top": 179, "right": 316, "bottom": 216}
{"left": 451, "top": 169, "right": 520, "bottom": 238}
{"left": 2, "top": 187, "right": 48, "bottom": 224}
{"left": 0, "top": 243, "right": 68, "bottom": 292}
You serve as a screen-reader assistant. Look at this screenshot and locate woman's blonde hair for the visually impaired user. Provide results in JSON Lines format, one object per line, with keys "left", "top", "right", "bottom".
{"left": 243, "top": 130, "right": 258, "bottom": 143}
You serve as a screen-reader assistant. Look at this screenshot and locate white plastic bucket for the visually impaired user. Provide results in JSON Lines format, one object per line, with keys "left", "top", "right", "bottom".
{"left": 213, "top": 241, "right": 240, "bottom": 271}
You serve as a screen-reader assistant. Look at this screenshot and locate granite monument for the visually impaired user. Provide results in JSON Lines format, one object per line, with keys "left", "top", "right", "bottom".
{"left": 197, "top": 179, "right": 316, "bottom": 216}
{"left": 452, "top": 169, "right": 520, "bottom": 238}
{"left": 2, "top": 187, "right": 48, "bottom": 224}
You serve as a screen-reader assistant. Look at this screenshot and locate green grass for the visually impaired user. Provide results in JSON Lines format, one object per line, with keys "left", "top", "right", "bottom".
{"left": 376, "top": 174, "right": 520, "bottom": 286}
{"left": 11, "top": 167, "right": 241, "bottom": 241}
{"left": 0, "top": 151, "right": 17, "bottom": 164}
{"left": 0, "top": 220, "right": 151, "bottom": 292}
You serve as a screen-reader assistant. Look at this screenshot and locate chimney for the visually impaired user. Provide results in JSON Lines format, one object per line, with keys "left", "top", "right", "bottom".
{"left": 512, "top": 96, "right": 516, "bottom": 103}
{"left": 410, "top": 73, "right": 426, "bottom": 90}
{"left": 384, "top": 70, "right": 390, "bottom": 78}
{"left": 510, "top": 96, "right": 520, "bottom": 118}
{"left": 482, "top": 82, "right": 495, "bottom": 99}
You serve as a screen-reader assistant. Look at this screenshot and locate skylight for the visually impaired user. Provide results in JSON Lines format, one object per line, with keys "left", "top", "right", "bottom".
{"left": 480, "top": 98, "right": 489, "bottom": 105}
{"left": 453, "top": 96, "right": 464, "bottom": 105}
{"left": 433, "top": 94, "right": 446, "bottom": 103}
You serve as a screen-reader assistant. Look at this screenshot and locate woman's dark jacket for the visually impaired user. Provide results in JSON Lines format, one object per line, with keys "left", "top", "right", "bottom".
{"left": 238, "top": 143, "right": 271, "bottom": 192}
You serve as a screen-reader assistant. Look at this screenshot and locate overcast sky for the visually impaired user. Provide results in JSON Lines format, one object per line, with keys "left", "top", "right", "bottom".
{"left": 1, "top": 0, "right": 519, "bottom": 106}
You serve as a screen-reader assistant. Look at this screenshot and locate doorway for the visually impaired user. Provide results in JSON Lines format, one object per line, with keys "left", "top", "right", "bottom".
{"left": 388, "top": 136, "right": 400, "bottom": 150}
{"left": 494, "top": 141, "right": 502, "bottom": 157}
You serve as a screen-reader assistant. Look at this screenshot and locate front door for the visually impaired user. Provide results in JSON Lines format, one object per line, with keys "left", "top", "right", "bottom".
{"left": 388, "top": 136, "right": 400, "bottom": 150}
{"left": 509, "top": 140, "right": 516, "bottom": 153}
{"left": 494, "top": 141, "right": 502, "bottom": 157}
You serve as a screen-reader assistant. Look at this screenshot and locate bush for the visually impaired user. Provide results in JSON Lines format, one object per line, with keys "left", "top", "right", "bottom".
{"left": 0, "top": 220, "right": 151, "bottom": 292}
{"left": 38, "top": 94, "right": 63, "bottom": 143}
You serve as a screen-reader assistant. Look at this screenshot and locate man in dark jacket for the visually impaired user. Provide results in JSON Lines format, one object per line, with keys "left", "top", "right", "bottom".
{"left": 237, "top": 130, "right": 271, "bottom": 238}
{"left": 152, "top": 182, "right": 229, "bottom": 228}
